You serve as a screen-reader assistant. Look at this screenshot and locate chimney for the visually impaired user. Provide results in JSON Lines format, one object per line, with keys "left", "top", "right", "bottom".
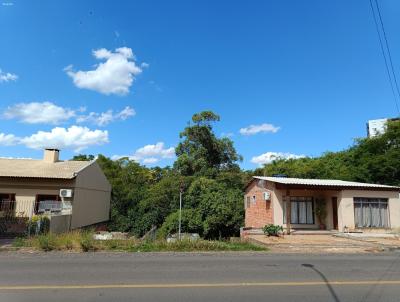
{"left": 43, "top": 149, "right": 60, "bottom": 163}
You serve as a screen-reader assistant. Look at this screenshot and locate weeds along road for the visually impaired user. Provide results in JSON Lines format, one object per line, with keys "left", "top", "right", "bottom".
{"left": 0, "top": 252, "right": 400, "bottom": 302}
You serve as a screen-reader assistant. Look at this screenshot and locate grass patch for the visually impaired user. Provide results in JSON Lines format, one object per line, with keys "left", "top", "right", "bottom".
{"left": 13, "top": 231, "right": 267, "bottom": 253}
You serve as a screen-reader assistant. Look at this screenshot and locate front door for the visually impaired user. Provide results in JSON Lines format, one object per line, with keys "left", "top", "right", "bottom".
{"left": 332, "top": 197, "right": 338, "bottom": 229}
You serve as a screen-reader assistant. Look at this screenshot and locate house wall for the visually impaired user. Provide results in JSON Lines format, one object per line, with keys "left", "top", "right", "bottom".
{"left": 0, "top": 178, "right": 74, "bottom": 217}
{"left": 338, "top": 190, "right": 400, "bottom": 231}
{"left": 0, "top": 161, "right": 111, "bottom": 231}
{"left": 71, "top": 162, "right": 111, "bottom": 229}
{"left": 273, "top": 188, "right": 339, "bottom": 230}
{"left": 244, "top": 179, "right": 400, "bottom": 232}
{"left": 244, "top": 181, "right": 274, "bottom": 228}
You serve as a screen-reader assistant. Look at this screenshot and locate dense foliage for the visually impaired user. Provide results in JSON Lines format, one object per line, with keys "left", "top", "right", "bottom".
{"left": 261, "top": 120, "right": 400, "bottom": 186}
{"left": 73, "top": 115, "right": 400, "bottom": 239}
{"left": 74, "top": 111, "right": 248, "bottom": 239}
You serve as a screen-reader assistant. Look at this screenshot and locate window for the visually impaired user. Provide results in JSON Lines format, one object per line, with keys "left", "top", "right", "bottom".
{"left": 283, "top": 197, "right": 314, "bottom": 224}
{"left": 354, "top": 198, "right": 389, "bottom": 228}
{"left": 252, "top": 195, "right": 256, "bottom": 204}
{"left": 0, "top": 193, "right": 16, "bottom": 212}
{"left": 35, "top": 195, "right": 60, "bottom": 214}
{"left": 245, "top": 196, "right": 251, "bottom": 209}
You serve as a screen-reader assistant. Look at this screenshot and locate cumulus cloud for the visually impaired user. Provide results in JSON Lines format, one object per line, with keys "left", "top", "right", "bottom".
{"left": 76, "top": 106, "right": 135, "bottom": 126}
{"left": 239, "top": 123, "right": 280, "bottom": 136}
{"left": 0, "top": 69, "right": 18, "bottom": 83}
{"left": 4, "top": 102, "right": 75, "bottom": 124}
{"left": 65, "top": 47, "right": 143, "bottom": 95}
{"left": 0, "top": 133, "right": 18, "bottom": 146}
{"left": 20, "top": 126, "right": 109, "bottom": 152}
{"left": 251, "top": 152, "right": 305, "bottom": 166}
{"left": 3, "top": 102, "right": 135, "bottom": 126}
{"left": 113, "top": 142, "right": 175, "bottom": 165}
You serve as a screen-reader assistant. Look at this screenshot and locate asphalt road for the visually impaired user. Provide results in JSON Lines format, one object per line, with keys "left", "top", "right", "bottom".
{"left": 0, "top": 252, "right": 400, "bottom": 302}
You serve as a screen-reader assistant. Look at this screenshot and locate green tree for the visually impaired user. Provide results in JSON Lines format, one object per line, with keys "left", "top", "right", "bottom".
{"left": 262, "top": 120, "right": 400, "bottom": 186}
{"left": 174, "top": 111, "right": 242, "bottom": 177}
{"left": 71, "top": 154, "right": 95, "bottom": 161}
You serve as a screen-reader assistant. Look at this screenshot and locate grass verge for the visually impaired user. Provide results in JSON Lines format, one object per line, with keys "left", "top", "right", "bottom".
{"left": 12, "top": 231, "right": 266, "bottom": 252}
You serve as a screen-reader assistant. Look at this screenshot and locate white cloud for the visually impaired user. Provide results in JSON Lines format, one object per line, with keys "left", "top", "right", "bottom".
{"left": 76, "top": 106, "right": 135, "bottom": 126}
{"left": 251, "top": 152, "right": 305, "bottom": 166}
{"left": 239, "top": 123, "right": 280, "bottom": 136}
{"left": 134, "top": 142, "right": 175, "bottom": 160}
{"left": 220, "top": 132, "right": 234, "bottom": 138}
{"left": 20, "top": 126, "right": 109, "bottom": 152}
{"left": 0, "top": 133, "right": 18, "bottom": 146}
{"left": 3, "top": 102, "right": 135, "bottom": 126}
{"left": 142, "top": 157, "right": 159, "bottom": 164}
{"left": 65, "top": 47, "right": 143, "bottom": 95}
{"left": 0, "top": 69, "right": 18, "bottom": 83}
{"left": 113, "top": 142, "right": 175, "bottom": 165}
{"left": 4, "top": 102, "right": 75, "bottom": 124}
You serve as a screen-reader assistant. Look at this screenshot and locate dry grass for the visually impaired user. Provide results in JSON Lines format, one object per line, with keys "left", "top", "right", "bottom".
{"left": 13, "top": 231, "right": 267, "bottom": 253}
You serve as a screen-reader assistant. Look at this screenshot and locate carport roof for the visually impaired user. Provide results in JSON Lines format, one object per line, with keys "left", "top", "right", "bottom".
{"left": 252, "top": 176, "right": 400, "bottom": 191}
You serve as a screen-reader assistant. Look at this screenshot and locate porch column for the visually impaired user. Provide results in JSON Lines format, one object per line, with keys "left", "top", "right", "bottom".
{"left": 286, "top": 189, "right": 291, "bottom": 235}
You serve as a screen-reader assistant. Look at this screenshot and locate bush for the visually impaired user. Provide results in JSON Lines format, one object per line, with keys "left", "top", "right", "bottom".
{"left": 263, "top": 224, "right": 283, "bottom": 237}
{"left": 12, "top": 237, "right": 27, "bottom": 248}
{"left": 27, "top": 215, "right": 50, "bottom": 235}
{"left": 37, "top": 233, "right": 57, "bottom": 251}
{"left": 79, "top": 231, "right": 97, "bottom": 252}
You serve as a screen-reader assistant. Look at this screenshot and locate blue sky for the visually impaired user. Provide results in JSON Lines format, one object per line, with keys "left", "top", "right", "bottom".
{"left": 0, "top": 0, "right": 399, "bottom": 169}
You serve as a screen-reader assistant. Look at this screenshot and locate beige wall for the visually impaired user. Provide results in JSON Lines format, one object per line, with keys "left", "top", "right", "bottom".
{"left": 0, "top": 161, "right": 111, "bottom": 230}
{"left": 0, "top": 178, "right": 74, "bottom": 218}
{"left": 71, "top": 162, "right": 111, "bottom": 229}
{"left": 273, "top": 187, "right": 339, "bottom": 230}
{"left": 338, "top": 190, "right": 400, "bottom": 231}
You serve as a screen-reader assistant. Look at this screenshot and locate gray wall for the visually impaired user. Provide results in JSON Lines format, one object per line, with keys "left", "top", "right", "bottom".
{"left": 71, "top": 162, "right": 111, "bottom": 229}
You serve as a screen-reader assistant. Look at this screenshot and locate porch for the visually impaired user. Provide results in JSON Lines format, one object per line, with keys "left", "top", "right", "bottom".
{"left": 274, "top": 187, "right": 340, "bottom": 232}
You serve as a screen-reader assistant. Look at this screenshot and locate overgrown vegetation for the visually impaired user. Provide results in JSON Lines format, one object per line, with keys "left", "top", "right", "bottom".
{"left": 12, "top": 231, "right": 266, "bottom": 252}
{"left": 73, "top": 113, "right": 400, "bottom": 240}
{"left": 259, "top": 120, "right": 400, "bottom": 186}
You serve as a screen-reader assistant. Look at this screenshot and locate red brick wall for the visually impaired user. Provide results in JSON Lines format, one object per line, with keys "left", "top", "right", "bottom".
{"left": 244, "top": 181, "right": 273, "bottom": 228}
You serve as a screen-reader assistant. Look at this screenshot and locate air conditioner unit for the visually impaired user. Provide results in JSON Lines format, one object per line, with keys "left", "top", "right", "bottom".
{"left": 59, "top": 189, "right": 73, "bottom": 198}
{"left": 263, "top": 191, "right": 271, "bottom": 201}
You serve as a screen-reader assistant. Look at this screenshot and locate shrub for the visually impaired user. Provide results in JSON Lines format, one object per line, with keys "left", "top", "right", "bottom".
{"left": 37, "top": 233, "right": 57, "bottom": 251}
{"left": 12, "top": 237, "right": 27, "bottom": 248}
{"left": 27, "top": 215, "right": 50, "bottom": 235}
{"left": 263, "top": 224, "right": 283, "bottom": 237}
{"left": 79, "top": 231, "right": 97, "bottom": 252}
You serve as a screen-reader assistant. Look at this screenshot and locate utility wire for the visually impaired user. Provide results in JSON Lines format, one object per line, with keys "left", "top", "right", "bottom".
{"left": 369, "top": 0, "right": 400, "bottom": 115}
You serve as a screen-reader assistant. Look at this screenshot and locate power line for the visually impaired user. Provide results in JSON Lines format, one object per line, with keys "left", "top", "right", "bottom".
{"left": 369, "top": 0, "right": 400, "bottom": 115}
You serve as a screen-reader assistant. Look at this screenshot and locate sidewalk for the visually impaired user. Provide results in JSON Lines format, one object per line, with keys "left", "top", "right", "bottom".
{"left": 247, "top": 234, "right": 400, "bottom": 254}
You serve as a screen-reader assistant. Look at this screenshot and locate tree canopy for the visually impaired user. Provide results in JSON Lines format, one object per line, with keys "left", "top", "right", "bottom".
{"left": 174, "top": 111, "right": 242, "bottom": 177}
{"left": 74, "top": 113, "right": 400, "bottom": 239}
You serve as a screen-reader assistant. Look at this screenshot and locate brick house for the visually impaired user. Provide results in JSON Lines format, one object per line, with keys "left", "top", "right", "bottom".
{"left": 244, "top": 176, "right": 400, "bottom": 233}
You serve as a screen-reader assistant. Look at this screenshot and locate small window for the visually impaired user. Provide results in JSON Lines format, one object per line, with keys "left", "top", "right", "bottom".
{"left": 0, "top": 193, "right": 16, "bottom": 212}
{"left": 252, "top": 195, "right": 256, "bottom": 204}
{"left": 246, "top": 196, "right": 251, "bottom": 209}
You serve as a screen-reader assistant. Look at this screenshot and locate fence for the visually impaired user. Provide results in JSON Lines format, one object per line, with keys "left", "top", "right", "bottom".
{"left": 0, "top": 200, "right": 65, "bottom": 237}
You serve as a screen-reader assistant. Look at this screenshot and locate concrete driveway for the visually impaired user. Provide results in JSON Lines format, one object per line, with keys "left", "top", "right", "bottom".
{"left": 247, "top": 234, "right": 400, "bottom": 253}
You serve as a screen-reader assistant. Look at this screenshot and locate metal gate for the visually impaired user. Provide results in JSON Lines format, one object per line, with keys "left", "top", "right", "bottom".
{"left": 0, "top": 200, "right": 33, "bottom": 238}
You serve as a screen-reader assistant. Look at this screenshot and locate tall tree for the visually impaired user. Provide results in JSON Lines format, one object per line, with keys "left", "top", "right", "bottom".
{"left": 174, "top": 111, "right": 242, "bottom": 177}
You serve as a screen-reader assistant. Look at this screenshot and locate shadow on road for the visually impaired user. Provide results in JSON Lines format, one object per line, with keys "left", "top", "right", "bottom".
{"left": 302, "top": 263, "right": 341, "bottom": 302}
